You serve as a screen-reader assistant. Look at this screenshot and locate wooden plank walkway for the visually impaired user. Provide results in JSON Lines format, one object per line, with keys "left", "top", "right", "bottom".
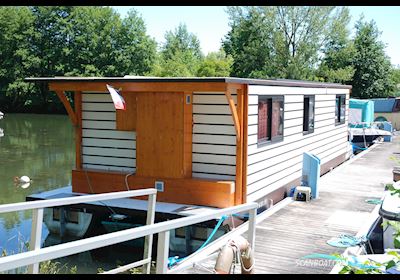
{"left": 183, "top": 136, "right": 399, "bottom": 274}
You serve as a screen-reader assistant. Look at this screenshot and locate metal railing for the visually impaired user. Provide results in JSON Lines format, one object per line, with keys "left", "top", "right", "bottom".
{"left": 0, "top": 191, "right": 258, "bottom": 274}
{"left": 0, "top": 188, "right": 157, "bottom": 274}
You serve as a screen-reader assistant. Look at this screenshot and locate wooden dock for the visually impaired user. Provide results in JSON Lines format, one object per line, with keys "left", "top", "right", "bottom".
{"left": 182, "top": 137, "right": 399, "bottom": 274}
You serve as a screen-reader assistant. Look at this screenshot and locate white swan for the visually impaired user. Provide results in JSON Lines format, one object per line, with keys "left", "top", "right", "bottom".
{"left": 0, "top": 111, "right": 3, "bottom": 120}
{"left": 14, "top": 176, "right": 31, "bottom": 184}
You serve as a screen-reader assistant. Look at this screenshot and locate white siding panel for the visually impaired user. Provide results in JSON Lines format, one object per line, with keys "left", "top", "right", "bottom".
{"left": 192, "top": 173, "right": 235, "bottom": 181}
{"left": 249, "top": 85, "right": 328, "bottom": 96}
{"left": 314, "top": 118, "right": 335, "bottom": 128}
{"left": 193, "top": 134, "right": 236, "bottom": 145}
{"left": 285, "top": 118, "right": 304, "bottom": 128}
{"left": 248, "top": 125, "right": 257, "bottom": 136}
{"left": 82, "top": 147, "right": 136, "bottom": 158}
{"left": 193, "top": 124, "right": 236, "bottom": 135}
{"left": 82, "top": 103, "right": 115, "bottom": 112}
{"left": 315, "top": 94, "right": 336, "bottom": 101}
{"left": 247, "top": 164, "right": 302, "bottom": 195}
{"left": 193, "top": 95, "right": 236, "bottom": 104}
{"left": 285, "top": 110, "right": 304, "bottom": 120}
{"left": 82, "top": 129, "right": 136, "bottom": 140}
{"left": 248, "top": 95, "right": 258, "bottom": 105}
{"left": 82, "top": 111, "right": 116, "bottom": 121}
{"left": 325, "top": 88, "right": 350, "bottom": 94}
{"left": 82, "top": 138, "right": 136, "bottom": 149}
{"left": 192, "top": 153, "right": 236, "bottom": 165}
{"left": 247, "top": 125, "right": 347, "bottom": 160}
{"left": 314, "top": 114, "right": 335, "bottom": 122}
{"left": 82, "top": 93, "right": 112, "bottom": 103}
{"left": 286, "top": 95, "right": 305, "bottom": 103}
{"left": 192, "top": 144, "right": 236, "bottom": 155}
{"left": 285, "top": 125, "right": 303, "bottom": 136}
{"left": 315, "top": 106, "right": 335, "bottom": 115}
{"left": 82, "top": 120, "right": 116, "bottom": 130}
{"left": 193, "top": 115, "right": 234, "bottom": 125}
{"left": 247, "top": 131, "right": 347, "bottom": 175}
{"left": 247, "top": 171, "right": 301, "bottom": 202}
{"left": 248, "top": 105, "right": 258, "bottom": 116}
{"left": 248, "top": 115, "right": 258, "bottom": 126}
{"left": 83, "top": 164, "right": 135, "bottom": 173}
{"left": 82, "top": 155, "right": 135, "bottom": 167}
{"left": 193, "top": 105, "right": 231, "bottom": 115}
{"left": 192, "top": 163, "right": 236, "bottom": 176}
{"left": 285, "top": 103, "right": 303, "bottom": 112}
{"left": 315, "top": 100, "right": 336, "bottom": 108}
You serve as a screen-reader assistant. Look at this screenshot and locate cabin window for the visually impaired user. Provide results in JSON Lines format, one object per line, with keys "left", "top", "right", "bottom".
{"left": 258, "top": 96, "right": 284, "bottom": 145}
{"left": 335, "top": 94, "right": 346, "bottom": 125}
{"left": 303, "top": 95, "right": 315, "bottom": 134}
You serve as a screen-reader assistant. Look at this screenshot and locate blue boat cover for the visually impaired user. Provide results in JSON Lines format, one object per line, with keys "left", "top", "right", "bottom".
{"left": 349, "top": 99, "right": 374, "bottom": 127}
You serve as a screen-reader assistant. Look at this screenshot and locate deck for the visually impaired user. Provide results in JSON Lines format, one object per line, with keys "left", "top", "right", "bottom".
{"left": 183, "top": 136, "right": 399, "bottom": 274}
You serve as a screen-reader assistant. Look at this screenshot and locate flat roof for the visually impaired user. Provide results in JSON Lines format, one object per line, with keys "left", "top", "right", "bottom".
{"left": 25, "top": 76, "right": 352, "bottom": 89}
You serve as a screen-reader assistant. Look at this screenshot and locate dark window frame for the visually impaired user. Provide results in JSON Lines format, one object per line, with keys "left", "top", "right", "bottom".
{"left": 303, "top": 95, "right": 315, "bottom": 135}
{"left": 257, "top": 95, "right": 284, "bottom": 146}
{"left": 335, "top": 94, "right": 346, "bottom": 125}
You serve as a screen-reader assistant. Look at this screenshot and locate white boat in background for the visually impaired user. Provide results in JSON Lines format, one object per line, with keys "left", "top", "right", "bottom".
{"left": 0, "top": 111, "right": 3, "bottom": 120}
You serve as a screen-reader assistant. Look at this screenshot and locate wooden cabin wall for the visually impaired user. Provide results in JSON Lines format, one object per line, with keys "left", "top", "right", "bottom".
{"left": 245, "top": 86, "right": 350, "bottom": 203}
{"left": 81, "top": 93, "right": 136, "bottom": 173}
{"left": 191, "top": 91, "right": 237, "bottom": 181}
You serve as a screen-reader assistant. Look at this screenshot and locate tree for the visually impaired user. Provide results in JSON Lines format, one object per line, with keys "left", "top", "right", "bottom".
{"left": 155, "top": 23, "right": 203, "bottom": 77}
{"left": 223, "top": 6, "right": 275, "bottom": 78}
{"left": 0, "top": 7, "right": 38, "bottom": 112}
{"left": 223, "top": 6, "right": 351, "bottom": 80}
{"left": 197, "top": 49, "right": 233, "bottom": 77}
{"left": 351, "top": 18, "right": 394, "bottom": 98}
{"left": 317, "top": 7, "right": 355, "bottom": 84}
{"left": 390, "top": 66, "right": 400, "bottom": 95}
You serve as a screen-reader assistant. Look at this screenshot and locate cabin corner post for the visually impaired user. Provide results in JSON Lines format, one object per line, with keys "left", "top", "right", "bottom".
{"left": 241, "top": 85, "right": 248, "bottom": 204}
{"left": 74, "top": 91, "right": 82, "bottom": 170}
{"left": 226, "top": 84, "right": 244, "bottom": 206}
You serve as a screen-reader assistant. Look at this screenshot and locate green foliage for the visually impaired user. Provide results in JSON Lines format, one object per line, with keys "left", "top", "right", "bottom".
{"left": 337, "top": 251, "right": 400, "bottom": 274}
{"left": 223, "top": 6, "right": 348, "bottom": 80}
{"left": 351, "top": 17, "right": 394, "bottom": 98}
{"left": 197, "top": 49, "right": 233, "bottom": 77}
{"left": 382, "top": 220, "right": 400, "bottom": 249}
{"left": 317, "top": 7, "right": 356, "bottom": 84}
{"left": 0, "top": 6, "right": 156, "bottom": 113}
{"left": 153, "top": 23, "right": 203, "bottom": 77}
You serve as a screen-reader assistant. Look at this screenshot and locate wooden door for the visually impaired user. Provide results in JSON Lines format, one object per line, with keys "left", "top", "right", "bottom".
{"left": 136, "top": 92, "right": 184, "bottom": 178}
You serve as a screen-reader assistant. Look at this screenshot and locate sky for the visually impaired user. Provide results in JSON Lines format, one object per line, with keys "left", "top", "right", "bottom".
{"left": 112, "top": 6, "right": 400, "bottom": 66}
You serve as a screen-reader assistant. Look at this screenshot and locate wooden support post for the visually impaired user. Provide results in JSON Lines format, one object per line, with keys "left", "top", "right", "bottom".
{"left": 156, "top": 231, "right": 170, "bottom": 274}
{"left": 234, "top": 88, "right": 244, "bottom": 205}
{"left": 225, "top": 90, "right": 241, "bottom": 142}
{"left": 28, "top": 208, "right": 44, "bottom": 274}
{"left": 142, "top": 192, "right": 156, "bottom": 274}
{"left": 55, "top": 91, "right": 77, "bottom": 126}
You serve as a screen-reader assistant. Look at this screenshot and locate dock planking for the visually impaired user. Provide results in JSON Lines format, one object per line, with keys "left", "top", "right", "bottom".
{"left": 182, "top": 136, "right": 399, "bottom": 274}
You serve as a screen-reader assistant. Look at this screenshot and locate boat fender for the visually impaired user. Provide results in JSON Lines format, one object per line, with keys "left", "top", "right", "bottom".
{"left": 214, "top": 235, "right": 255, "bottom": 274}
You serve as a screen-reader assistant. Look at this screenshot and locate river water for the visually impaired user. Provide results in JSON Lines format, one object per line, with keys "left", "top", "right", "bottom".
{"left": 0, "top": 114, "right": 144, "bottom": 274}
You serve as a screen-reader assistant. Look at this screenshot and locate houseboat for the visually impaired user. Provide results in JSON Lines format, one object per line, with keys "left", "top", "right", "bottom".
{"left": 370, "top": 97, "right": 400, "bottom": 130}
{"left": 349, "top": 99, "right": 392, "bottom": 152}
{"left": 26, "top": 76, "right": 351, "bottom": 252}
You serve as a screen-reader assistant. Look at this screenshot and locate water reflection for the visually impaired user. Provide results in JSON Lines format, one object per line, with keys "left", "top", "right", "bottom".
{"left": 0, "top": 114, "right": 144, "bottom": 274}
{"left": 0, "top": 114, "right": 74, "bottom": 255}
